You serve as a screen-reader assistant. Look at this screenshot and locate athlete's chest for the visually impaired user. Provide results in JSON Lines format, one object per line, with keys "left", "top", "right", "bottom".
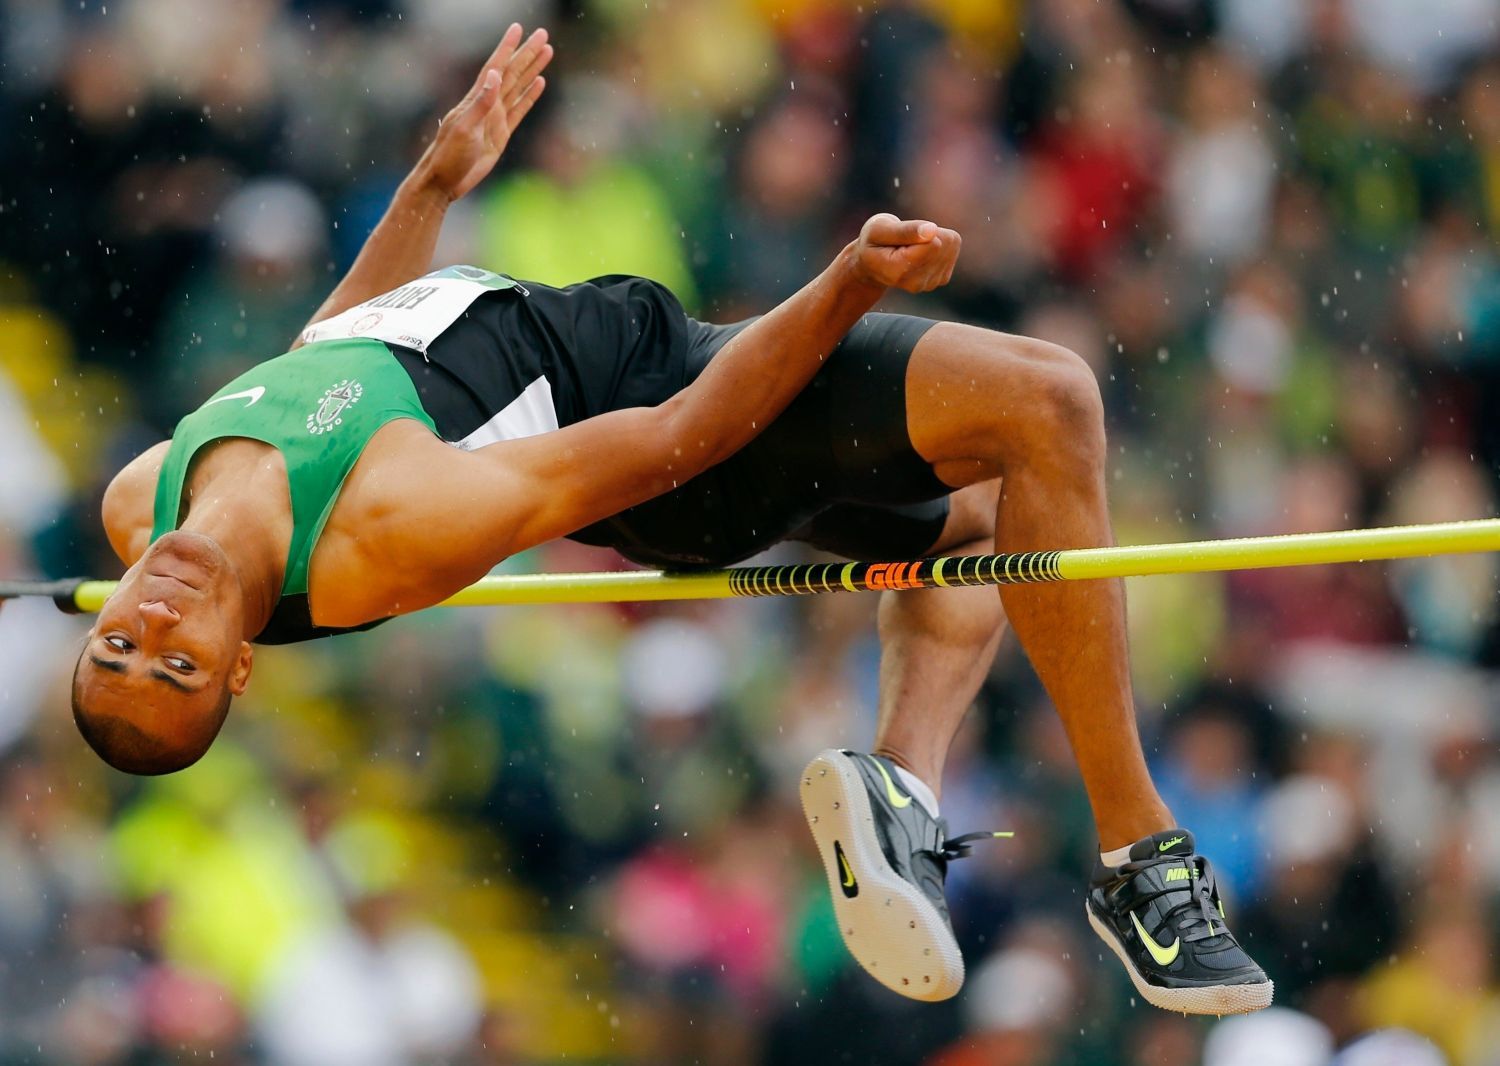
{"left": 151, "top": 431, "right": 412, "bottom": 611}
{"left": 174, "top": 439, "right": 297, "bottom": 546}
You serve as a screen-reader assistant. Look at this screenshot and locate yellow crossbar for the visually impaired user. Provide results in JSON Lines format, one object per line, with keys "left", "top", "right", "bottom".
{"left": 10, "top": 518, "right": 1499, "bottom": 614}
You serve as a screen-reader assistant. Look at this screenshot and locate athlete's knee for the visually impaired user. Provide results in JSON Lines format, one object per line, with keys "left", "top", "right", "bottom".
{"left": 971, "top": 333, "right": 1105, "bottom": 464}
{"left": 909, "top": 323, "right": 1105, "bottom": 477}
{"left": 1020, "top": 339, "right": 1104, "bottom": 445}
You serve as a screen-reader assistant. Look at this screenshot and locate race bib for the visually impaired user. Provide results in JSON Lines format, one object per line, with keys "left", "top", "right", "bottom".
{"left": 300, "top": 265, "right": 522, "bottom": 354}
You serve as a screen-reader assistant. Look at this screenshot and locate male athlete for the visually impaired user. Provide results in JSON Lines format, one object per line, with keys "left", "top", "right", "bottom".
{"left": 72, "top": 26, "right": 1270, "bottom": 1015}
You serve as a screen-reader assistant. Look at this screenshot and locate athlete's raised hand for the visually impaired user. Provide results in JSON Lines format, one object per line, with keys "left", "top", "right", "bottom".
{"left": 849, "top": 214, "right": 962, "bottom": 293}
{"left": 418, "top": 24, "right": 553, "bottom": 203}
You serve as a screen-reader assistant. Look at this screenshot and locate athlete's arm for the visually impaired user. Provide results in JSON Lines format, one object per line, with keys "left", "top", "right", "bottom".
{"left": 292, "top": 25, "right": 552, "bottom": 345}
{"left": 356, "top": 215, "right": 961, "bottom": 615}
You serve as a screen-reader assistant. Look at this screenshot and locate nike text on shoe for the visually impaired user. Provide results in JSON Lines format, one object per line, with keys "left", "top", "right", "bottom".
{"left": 1086, "top": 828, "right": 1273, "bottom": 1016}
{"left": 800, "top": 749, "right": 1008, "bottom": 1002}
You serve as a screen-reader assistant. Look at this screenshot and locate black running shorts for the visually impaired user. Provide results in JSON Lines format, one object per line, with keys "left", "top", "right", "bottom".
{"left": 394, "top": 276, "right": 953, "bottom": 569}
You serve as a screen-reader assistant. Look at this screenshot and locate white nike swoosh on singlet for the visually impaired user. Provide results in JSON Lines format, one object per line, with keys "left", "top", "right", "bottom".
{"left": 203, "top": 386, "right": 266, "bottom": 408}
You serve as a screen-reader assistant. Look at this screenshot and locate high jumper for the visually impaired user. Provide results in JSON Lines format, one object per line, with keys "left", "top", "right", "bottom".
{"left": 69, "top": 25, "right": 1270, "bottom": 1015}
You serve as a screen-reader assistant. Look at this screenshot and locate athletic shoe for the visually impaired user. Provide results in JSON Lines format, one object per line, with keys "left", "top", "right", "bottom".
{"left": 800, "top": 748, "right": 1007, "bottom": 1002}
{"left": 1086, "top": 828, "right": 1273, "bottom": 1015}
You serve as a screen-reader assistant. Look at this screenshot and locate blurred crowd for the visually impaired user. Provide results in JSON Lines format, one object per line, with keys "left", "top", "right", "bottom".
{"left": 4, "top": 0, "right": 1500, "bottom": 1063}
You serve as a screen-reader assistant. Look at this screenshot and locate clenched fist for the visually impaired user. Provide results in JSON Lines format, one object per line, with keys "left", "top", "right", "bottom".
{"left": 847, "top": 213, "right": 962, "bottom": 293}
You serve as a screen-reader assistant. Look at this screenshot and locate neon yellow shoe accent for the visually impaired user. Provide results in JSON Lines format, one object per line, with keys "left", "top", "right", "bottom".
{"left": 872, "top": 760, "right": 912, "bottom": 809}
{"left": 839, "top": 850, "right": 856, "bottom": 888}
{"left": 1158, "top": 835, "right": 1187, "bottom": 852}
{"left": 1165, "top": 867, "right": 1192, "bottom": 883}
{"left": 1129, "top": 910, "right": 1182, "bottom": 966}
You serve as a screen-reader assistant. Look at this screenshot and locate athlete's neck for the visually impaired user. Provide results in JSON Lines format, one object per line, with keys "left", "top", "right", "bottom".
{"left": 178, "top": 444, "right": 290, "bottom": 637}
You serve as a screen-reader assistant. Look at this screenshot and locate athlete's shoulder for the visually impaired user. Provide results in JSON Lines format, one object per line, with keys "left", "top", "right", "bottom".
{"left": 193, "top": 337, "right": 393, "bottom": 404}
{"left": 102, "top": 441, "right": 170, "bottom": 565}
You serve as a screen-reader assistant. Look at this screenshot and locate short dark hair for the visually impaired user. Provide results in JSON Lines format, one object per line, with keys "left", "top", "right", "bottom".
{"left": 71, "top": 653, "right": 232, "bottom": 775}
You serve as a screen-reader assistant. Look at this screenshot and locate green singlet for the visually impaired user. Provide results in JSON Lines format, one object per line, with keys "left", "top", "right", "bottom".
{"left": 151, "top": 338, "right": 437, "bottom": 599}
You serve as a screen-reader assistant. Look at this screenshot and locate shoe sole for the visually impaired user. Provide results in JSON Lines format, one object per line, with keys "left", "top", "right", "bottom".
{"left": 800, "top": 749, "right": 964, "bottom": 1002}
{"left": 1085, "top": 902, "right": 1274, "bottom": 1016}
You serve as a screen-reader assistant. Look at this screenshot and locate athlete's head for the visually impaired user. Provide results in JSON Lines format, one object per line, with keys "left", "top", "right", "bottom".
{"left": 71, "top": 531, "right": 253, "bottom": 775}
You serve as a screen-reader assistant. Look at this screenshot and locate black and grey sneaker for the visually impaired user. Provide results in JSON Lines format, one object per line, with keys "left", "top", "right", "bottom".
{"left": 800, "top": 748, "right": 1007, "bottom": 1001}
{"left": 1086, "top": 828, "right": 1273, "bottom": 1015}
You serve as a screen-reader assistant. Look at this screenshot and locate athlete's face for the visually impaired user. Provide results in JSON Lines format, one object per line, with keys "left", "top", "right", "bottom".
{"left": 74, "top": 533, "right": 252, "bottom": 763}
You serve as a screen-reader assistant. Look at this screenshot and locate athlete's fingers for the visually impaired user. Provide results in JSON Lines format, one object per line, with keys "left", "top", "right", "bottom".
{"left": 939, "top": 231, "right": 961, "bottom": 286}
{"left": 881, "top": 217, "right": 939, "bottom": 247}
{"left": 916, "top": 237, "right": 947, "bottom": 290}
{"left": 506, "top": 75, "right": 546, "bottom": 128}
{"left": 501, "top": 28, "right": 549, "bottom": 96}
{"left": 926, "top": 229, "right": 959, "bottom": 287}
{"left": 502, "top": 28, "right": 545, "bottom": 83}
{"left": 913, "top": 228, "right": 959, "bottom": 287}
{"left": 866, "top": 215, "right": 938, "bottom": 247}
{"left": 473, "top": 68, "right": 503, "bottom": 114}
{"left": 515, "top": 40, "right": 554, "bottom": 89}
{"left": 505, "top": 40, "right": 552, "bottom": 106}
{"left": 902, "top": 234, "right": 959, "bottom": 291}
{"left": 477, "top": 23, "right": 524, "bottom": 89}
{"left": 443, "top": 65, "right": 500, "bottom": 131}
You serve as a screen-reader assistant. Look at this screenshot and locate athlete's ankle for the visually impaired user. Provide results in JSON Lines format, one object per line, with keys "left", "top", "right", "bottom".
{"left": 1099, "top": 841, "right": 1135, "bottom": 866}
{"left": 1097, "top": 810, "right": 1176, "bottom": 860}
{"left": 870, "top": 747, "right": 941, "bottom": 818}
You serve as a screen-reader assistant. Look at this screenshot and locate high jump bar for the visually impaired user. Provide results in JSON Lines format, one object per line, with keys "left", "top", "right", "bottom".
{"left": 4, "top": 518, "right": 1499, "bottom": 614}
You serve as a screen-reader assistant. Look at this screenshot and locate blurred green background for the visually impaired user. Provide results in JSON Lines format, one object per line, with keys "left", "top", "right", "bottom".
{"left": 3, "top": 0, "right": 1500, "bottom": 1063}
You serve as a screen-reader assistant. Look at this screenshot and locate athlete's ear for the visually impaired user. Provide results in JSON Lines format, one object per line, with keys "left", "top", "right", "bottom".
{"left": 229, "top": 642, "right": 253, "bottom": 696}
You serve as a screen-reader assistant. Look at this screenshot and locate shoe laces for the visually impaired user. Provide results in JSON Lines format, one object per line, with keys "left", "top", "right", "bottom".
{"left": 931, "top": 830, "right": 1014, "bottom": 863}
{"left": 1157, "top": 857, "right": 1224, "bottom": 943}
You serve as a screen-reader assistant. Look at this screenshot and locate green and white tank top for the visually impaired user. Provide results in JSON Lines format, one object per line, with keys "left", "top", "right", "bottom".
{"left": 151, "top": 338, "right": 436, "bottom": 598}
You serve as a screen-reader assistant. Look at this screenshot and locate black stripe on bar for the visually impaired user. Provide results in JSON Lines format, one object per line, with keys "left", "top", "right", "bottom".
{"left": 0, "top": 577, "right": 88, "bottom": 613}
{"left": 720, "top": 549, "right": 1066, "bottom": 599}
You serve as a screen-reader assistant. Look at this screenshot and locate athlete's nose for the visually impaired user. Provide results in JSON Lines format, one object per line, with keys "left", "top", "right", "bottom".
{"left": 138, "top": 600, "right": 182, "bottom": 627}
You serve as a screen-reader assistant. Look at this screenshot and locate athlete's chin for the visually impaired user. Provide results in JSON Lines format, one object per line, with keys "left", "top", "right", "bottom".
{"left": 126, "top": 533, "right": 236, "bottom": 611}
{"left": 146, "top": 531, "right": 230, "bottom": 577}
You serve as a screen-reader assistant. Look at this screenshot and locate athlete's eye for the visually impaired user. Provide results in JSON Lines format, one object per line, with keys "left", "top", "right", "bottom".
{"left": 164, "top": 657, "right": 195, "bottom": 673}
{"left": 105, "top": 635, "right": 132, "bottom": 652}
